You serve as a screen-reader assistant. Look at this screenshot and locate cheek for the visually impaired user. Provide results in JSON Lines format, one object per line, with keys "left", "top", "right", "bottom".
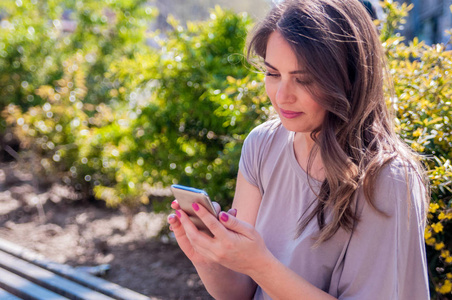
{"left": 311, "top": 101, "right": 324, "bottom": 113}
{"left": 303, "top": 91, "right": 324, "bottom": 112}
{"left": 313, "top": 104, "right": 327, "bottom": 124}
{"left": 304, "top": 97, "right": 327, "bottom": 121}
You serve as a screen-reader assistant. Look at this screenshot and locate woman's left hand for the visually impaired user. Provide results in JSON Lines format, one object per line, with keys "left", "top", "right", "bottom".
{"left": 174, "top": 202, "right": 271, "bottom": 276}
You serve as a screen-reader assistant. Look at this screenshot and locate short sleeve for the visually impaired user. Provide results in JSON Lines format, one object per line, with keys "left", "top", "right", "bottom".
{"left": 333, "top": 162, "right": 429, "bottom": 300}
{"left": 239, "top": 127, "right": 261, "bottom": 188}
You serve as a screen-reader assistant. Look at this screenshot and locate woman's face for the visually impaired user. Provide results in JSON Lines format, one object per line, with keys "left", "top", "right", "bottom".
{"left": 264, "top": 31, "right": 326, "bottom": 134}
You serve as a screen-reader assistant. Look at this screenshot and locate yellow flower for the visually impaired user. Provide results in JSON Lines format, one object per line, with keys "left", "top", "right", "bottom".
{"left": 429, "top": 203, "right": 440, "bottom": 213}
{"left": 411, "top": 142, "right": 420, "bottom": 151}
{"left": 447, "top": 273, "right": 452, "bottom": 279}
{"left": 439, "top": 280, "right": 452, "bottom": 294}
{"left": 425, "top": 228, "right": 432, "bottom": 239}
{"left": 426, "top": 237, "right": 436, "bottom": 246}
{"left": 446, "top": 257, "right": 452, "bottom": 264}
{"left": 435, "top": 242, "right": 445, "bottom": 250}
{"left": 441, "top": 250, "right": 451, "bottom": 258}
{"left": 438, "top": 212, "right": 446, "bottom": 220}
{"left": 432, "top": 222, "right": 444, "bottom": 233}
{"left": 412, "top": 128, "right": 423, "bottom": 137}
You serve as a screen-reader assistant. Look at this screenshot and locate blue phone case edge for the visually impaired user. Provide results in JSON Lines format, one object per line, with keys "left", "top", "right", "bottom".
{"left": 170, "top": 184, "right": 209, "bottom": 196}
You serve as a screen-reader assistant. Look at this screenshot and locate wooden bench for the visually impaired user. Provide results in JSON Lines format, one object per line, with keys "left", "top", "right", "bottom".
{"left": 0, "top": 238, "right": 151, "bottom": 300}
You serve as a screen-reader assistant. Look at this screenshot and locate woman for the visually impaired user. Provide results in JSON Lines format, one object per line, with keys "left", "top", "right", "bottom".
{"left": 168, "top": 0, "right": 430, "bottom": 299}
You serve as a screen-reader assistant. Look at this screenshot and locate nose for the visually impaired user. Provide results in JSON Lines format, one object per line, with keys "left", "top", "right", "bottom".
{"left": 275, "top": 80, "right": 296, "bottom": 105}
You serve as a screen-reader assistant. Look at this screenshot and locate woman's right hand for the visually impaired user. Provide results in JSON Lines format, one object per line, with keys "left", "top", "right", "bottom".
{"left": 167, "top": 200, "right": 237, "bottom": 265}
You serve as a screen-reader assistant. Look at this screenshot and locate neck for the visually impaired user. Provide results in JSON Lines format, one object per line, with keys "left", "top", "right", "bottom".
{"left": 293, "top": 132, "right": 325, "bottom": 181}
{"left": 294, "top": 132, "right": 316, "bottom": 154}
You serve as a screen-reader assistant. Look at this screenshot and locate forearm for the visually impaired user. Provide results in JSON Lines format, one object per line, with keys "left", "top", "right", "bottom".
{"left": 195, "top": 261, "right": 257, "bottom": 300}
{"left": 248, "top": 253, "right": 336, "bottom": 300}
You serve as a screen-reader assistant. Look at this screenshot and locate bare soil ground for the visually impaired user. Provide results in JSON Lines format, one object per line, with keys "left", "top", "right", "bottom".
{"left": 0, "top": 162, "right": 213, "bottom": 300}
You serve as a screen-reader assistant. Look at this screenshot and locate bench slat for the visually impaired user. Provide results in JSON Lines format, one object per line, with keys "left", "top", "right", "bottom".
{"left": 0, "top": 250, "right": 115, "bottom": 300}
{"left": 0, "top": 286, "right": 23, "bottom": 300}
{"left": 0, "top": 267, "right": 68, "bottom": 300}
{"left": 0, "top": 238, "right": 151, "bottom": 300}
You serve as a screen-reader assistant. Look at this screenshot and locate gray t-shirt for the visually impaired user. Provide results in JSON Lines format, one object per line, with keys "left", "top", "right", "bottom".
{"left": 239, "top": 119, "right": 429, "bottom": 300}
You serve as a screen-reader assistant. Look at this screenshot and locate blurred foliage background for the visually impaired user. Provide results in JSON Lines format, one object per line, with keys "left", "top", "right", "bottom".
{"left": 0, "top": 0, "right": 451, "bottom": 298}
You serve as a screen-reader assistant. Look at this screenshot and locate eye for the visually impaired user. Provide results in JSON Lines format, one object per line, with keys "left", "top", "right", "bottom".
{"left": 265, "top": 72, "right": 280, "bottom": 77}
{"left": 295, "top": 77, "right": 313, "bottom": 85}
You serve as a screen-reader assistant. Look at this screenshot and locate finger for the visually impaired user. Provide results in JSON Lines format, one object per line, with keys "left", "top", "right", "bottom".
{"left": 171, "top": 200, "right": 180, "bottom": 210}
{"left": 218, "top": 211, "right": 254, "bottom": 237}
{"left": 192, "top": 202, "right": 228, "bottom": 238}
{"left": 169, "top": 212, "right": 197, "bottom": 240}
{"left": 167, "top": 213, "right": 178, "bottom": 225}
{"left": 227, "top": 208, "right": 237, "bottom": 217}
{"left": 212, "top": 201, "right": 221, "bottom": 215}
{"left": 168, "top": 212, "right": 203, "bottom": 258}
{"left": 167, "top": 213, "right": 184, "bottom": 236}
{"left": 176, "top": 208, "right": 212, "bottom": 239}
{"left": 176, "top": 208, "right": 222, "bottom": 257}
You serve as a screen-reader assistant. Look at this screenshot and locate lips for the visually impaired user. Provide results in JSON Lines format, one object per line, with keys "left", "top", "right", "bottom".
{"left": 279, "top": 108, "right": 303, "bottom": 119}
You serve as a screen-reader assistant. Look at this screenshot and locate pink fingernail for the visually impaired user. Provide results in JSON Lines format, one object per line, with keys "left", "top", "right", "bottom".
{"left": 175, "top": 210, "right": 181, "bottom": 218}
{"left": 220, "top": 212, "right": 229, "bottom": 222}
{"left": 192, "top": 202, "right": 199, "bottom": 211}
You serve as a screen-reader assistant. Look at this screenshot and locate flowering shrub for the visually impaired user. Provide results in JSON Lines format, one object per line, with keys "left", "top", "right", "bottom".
{"left": 381, "top": 1, "right": 452, "bottom": 298}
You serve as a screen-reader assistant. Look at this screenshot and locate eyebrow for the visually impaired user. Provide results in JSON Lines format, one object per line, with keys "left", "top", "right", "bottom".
{"left": 264, "top": 61, "right": 307, "bottom": 74}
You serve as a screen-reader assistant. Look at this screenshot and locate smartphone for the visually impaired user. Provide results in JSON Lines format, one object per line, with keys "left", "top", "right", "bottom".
{"left": 170, "top": 184, "right": 217, "bottom": 235}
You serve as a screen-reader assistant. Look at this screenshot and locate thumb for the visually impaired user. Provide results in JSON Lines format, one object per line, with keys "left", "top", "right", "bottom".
{"left": 218, "top": 211, "right": 253, "bottom": 237}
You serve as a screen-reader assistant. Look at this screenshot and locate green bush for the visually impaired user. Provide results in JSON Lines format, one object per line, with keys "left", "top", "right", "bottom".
{"left": 392, "top": 40, "right": 452, "bottom": 299}
{"left": 0, "top": 0, "right": 64, "bottom": 112}
{"left": 1, "top": 0, "right": 157, "bottom": 192}
{"left": 93, "top": 7, "right": 269, "bottom": 209}
{"left": 3, "top": 5, "right": 269, "bottom": 208}
{"left": 381, "top": 2, "right": 452, "bottom": 298}
{"left": 0, "top": 0, "right": 156, "bottom": 116}
{"left": 3, "top": 55, "right": 116, "bottom": 193}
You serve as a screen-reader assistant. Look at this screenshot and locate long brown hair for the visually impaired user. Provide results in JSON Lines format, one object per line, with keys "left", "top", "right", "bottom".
{"left": 247, "top": 0, "right": 428, "bottom": 244}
